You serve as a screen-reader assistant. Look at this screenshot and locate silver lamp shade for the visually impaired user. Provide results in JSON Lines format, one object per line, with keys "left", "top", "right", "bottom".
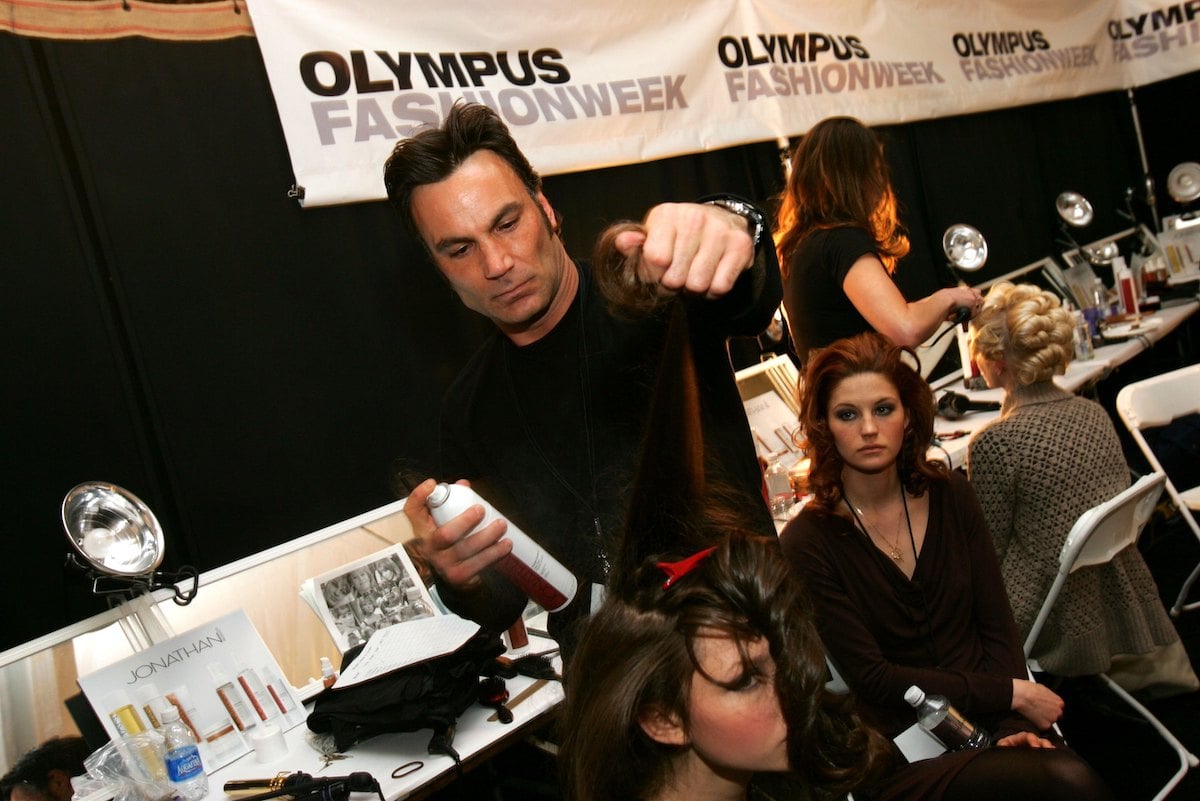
{"left": 942, "top": 224, "right": 988, "bottom": 273}
{"left": 1167, "top": 162, "right": 1200, "bottom": 205}
{"left": 1056, "top": 192, "right": 1095, "bottom": 227}
{"left": 62, "top": 482, "right": 164, "bottom": 577}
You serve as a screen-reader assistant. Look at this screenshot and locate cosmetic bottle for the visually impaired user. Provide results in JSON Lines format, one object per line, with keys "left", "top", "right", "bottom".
{"left": 1114, "top": 256, "right": 1139, "bottom": 317}
{"left": 132, "top": 683, "right": 168, "bottom": 728}
{"left": 102, "top": 689, "right": 147, "bottom": 736}
{"left": 427, "top": 483, "right": 578, "bottom": 611}
{"left": 235, "top": 661, "right": 278, "bottom": 721}
{"left": 258, "top": 664, "right": 297, "bottom": 716}
{"left": 208, "top": 663, "right": 258, "bottom": 732}
{"left": 199, "top": 714, "right": 243, "bottom": 764}
{"left": 1072, "top": 310, "right": 1094, "bottom": 361}
{"left": 320, "top": 657, "right": 338, "bottom": 689}
{"left": 164, "top": 686, "right": 203, "bottom": 742}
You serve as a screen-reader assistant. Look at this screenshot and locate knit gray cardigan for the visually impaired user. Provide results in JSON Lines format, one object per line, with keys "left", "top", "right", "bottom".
{"left": 966, "top": 380, "right": 1178, "bottom": 675}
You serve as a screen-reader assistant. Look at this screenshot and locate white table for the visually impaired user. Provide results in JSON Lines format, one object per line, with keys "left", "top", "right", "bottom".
{"left": 206, "top": 637, "right": 563, "bottom": 801}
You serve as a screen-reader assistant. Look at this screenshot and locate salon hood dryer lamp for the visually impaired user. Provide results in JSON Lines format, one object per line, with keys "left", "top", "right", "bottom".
{"left": 940, "top": 223, "right": 988, "bottom": 329}
{"left": 1167, "top": 162, "right": 1200, "bottom": 214}
{"left": 943, "top": 223, "right": 989, "bottom": 278}
{"left": 62, "top": 481, "right": 198, "bottom": 649}
{"left": 1056, "top": 191, "right": 1123, "bottom": 266}
{"left": 934, "top": 224, "right": 989, "bottom": 388}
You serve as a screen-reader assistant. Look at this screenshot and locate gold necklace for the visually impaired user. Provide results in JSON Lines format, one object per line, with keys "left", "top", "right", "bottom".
{"left": 844, "top": 489, "right": 907, "bottom": 562}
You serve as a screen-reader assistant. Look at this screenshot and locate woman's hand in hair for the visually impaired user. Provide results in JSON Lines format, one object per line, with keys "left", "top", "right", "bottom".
{"left": 1010, "top": 678, "right": 1065, "bottom": 730}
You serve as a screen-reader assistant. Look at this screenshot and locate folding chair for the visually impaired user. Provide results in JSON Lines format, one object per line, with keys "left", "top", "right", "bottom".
{"left": 1024, "top": 472, "right": 1198, "bottom": 801}
{"left": 1115, "top": 364, "right": 1200, "bottom": 616}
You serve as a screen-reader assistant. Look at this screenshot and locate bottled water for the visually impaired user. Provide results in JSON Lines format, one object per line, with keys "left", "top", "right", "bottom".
{"left": 764, "top": 451, "right": 792, "bottom": 516}
{"left": 904, "top": 685, "right": 991, "bottom": 751}
{"left": 159, "top": 704, "right": 209, "bottom": 801}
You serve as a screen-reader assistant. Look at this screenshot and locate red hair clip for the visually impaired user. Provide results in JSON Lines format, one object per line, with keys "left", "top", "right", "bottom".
{"left": 657, "top": 546, "right": 718, "bottom": 590}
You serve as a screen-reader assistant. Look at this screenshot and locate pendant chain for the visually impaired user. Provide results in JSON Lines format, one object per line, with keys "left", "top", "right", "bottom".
{"left": 844, "top": 484, "right": 911, "bottom": 563}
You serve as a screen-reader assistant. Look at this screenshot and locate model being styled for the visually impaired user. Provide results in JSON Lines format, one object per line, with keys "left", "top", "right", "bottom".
{"left": 967, "top": 282, "right": 1195, "bottom": 695}
{"left": 779, "top": 332, "right": 1114, "bottom": 801}
{"left": 775, "top": 117, "right": 980, "bottom": 364}
{"left": 560, "top": 262, "right": 884, "bottom": 801}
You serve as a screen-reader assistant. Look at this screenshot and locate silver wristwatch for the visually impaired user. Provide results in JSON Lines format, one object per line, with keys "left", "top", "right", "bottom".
{"left": 705, "top": 197, "right": 766, "bottom": 248}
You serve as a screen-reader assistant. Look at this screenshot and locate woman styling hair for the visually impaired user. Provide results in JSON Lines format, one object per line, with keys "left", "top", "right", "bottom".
{"left": 775, "top": 117, "right": 981, "bottom": 363}
{"left": 967, "top": 282, "right": 1195, "bottom": 694}
{"left": 779, "top": 331, "right": 1114, "bottom": 801}
{"left": 558, "top": 234, "right": 886, "bottom": 801}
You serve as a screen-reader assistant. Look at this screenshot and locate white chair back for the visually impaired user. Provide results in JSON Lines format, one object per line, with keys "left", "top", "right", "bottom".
{"left": 1115, "top": 363, "right": 1200, "bottom": 430}
{"left": 1020, "top": 471, "right": 1199, "bottom": 801}
{"left": 1023, "top": 472, "right": 1166, "bottom": 658}
{"left": 1115, "top": 364, "right": 1200, "bottom": 616}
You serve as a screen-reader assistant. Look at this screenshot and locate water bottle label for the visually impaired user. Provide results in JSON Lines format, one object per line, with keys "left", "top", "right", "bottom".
{"left": 165, "top": 745, "right": 203, "bottom": 782}
{"left": 932, "top": 708, "right": 979, "bottom": 750}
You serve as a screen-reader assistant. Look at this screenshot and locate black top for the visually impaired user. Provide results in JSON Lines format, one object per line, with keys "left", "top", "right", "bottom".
{"left": 781, "top": 471, "right": 1043, "bottom": 801}
{"left": 783, "top": 226, "right": 880, "bottom": 362}
{"left": 437, "top": 251, "right": 780, "bottom": 651}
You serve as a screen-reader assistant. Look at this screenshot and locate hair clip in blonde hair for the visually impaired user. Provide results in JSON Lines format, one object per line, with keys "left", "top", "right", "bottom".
{"left": 657, "top": 546, "right": 718, "bottom": 590}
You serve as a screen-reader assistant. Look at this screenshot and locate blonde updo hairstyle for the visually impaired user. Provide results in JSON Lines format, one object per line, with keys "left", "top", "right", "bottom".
{"left": 970, "top": 282, "right": 1074, "bottom": 386}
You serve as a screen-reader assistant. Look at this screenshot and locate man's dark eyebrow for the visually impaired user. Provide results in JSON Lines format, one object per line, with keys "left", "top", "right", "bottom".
{"left": 432, "top": 201, "right": 523, "bottom": 254}
{"left": 489, "top": 201, "right": 523, "bottom": 230}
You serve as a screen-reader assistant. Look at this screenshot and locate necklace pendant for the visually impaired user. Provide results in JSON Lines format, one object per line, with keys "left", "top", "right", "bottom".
{"left": 889, "top": 547, "right": 902, "bottom": 561}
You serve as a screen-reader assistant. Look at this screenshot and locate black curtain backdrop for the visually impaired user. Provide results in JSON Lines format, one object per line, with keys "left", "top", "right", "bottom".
{"left": 3, "top": 28, "right": 1195, "bottom": 650}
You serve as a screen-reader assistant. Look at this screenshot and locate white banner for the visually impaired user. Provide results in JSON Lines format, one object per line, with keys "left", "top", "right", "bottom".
{"left": 243, "top": 0, "right": 1200, "bottom": 207}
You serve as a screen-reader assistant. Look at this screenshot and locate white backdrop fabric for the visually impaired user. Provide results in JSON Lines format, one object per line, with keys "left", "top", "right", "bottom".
{"left": 243, "top": 0, "right": 1200, "bottom": 207}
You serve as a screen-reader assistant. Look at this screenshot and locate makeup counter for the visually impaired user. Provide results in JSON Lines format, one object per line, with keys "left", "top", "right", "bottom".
{"left": 205, "top": 632, "right": 563, "bottom": 801}
{"left": 1, "top": 501, "right": 565, "bottom": 801}
{"left": 930, "top": 299, "right": 1198, "bottom": 470}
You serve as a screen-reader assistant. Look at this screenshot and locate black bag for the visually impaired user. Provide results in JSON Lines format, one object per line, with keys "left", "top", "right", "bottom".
{"left": 306, "top": 629, "right": 505, "bottom": 754}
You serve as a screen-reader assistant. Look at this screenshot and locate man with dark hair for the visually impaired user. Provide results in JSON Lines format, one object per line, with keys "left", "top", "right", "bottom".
{"left": 1, "top": 736, "right": 90, "bottom": 801}
{"left": 387, "top": 103, "right": 780, "bottom": 648}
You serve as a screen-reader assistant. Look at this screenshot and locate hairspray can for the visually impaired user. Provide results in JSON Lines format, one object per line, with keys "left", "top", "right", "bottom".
{"left": 426, "top": 483, "right": 578, "bottom": 611}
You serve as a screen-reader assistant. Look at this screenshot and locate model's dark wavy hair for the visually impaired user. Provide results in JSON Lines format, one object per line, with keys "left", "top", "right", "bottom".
{"left": 560, "top": 242, "right": 886, "bottom": 801}
{"left": 562, "top": 531, "right": 887, "bottom": 801}
{"left": 800, "top": 332, "right": 946, "bottom": 514}
{"left": 775, "top": 116, "right": 909, "bottom": 277}
{"left": 382, "top": 101, "right": 542, "bottom": 239}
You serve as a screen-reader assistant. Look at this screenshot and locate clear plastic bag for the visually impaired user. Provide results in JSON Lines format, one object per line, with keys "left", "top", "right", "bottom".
{"left": 78, "top": 732, "right": 175, "bottom": 801}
